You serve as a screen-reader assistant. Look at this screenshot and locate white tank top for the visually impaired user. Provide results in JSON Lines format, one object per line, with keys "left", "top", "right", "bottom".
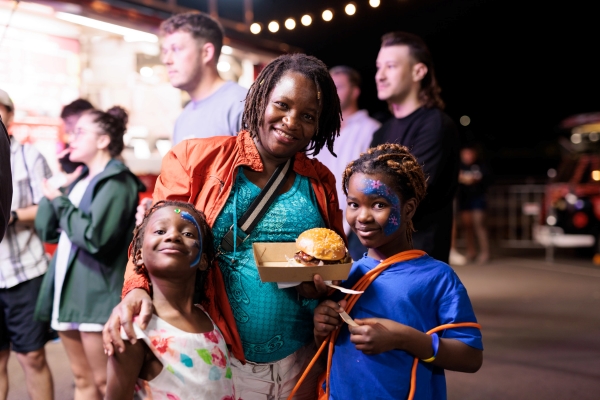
{"left": 127, "top": 306, "right": 235, "bottom": 400}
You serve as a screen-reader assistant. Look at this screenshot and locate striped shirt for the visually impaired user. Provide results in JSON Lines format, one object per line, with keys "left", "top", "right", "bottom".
{"left": 0, "top": 137, "right": 52, "bottom": 289}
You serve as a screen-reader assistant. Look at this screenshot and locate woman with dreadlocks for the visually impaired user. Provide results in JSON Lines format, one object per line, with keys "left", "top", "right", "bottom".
{"left": 103, "top": 53, "right": 344, "bottom": 399}
{"left": 313, "top": 144, "right": 482, "bottom": 400}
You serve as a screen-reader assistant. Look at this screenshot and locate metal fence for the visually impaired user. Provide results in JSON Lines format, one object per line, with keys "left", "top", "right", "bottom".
{"left": 455, "top": 184, "right": 547, "bottom": 249}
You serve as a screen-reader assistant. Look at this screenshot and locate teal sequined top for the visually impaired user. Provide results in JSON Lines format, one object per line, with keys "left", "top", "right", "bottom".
{"left": 212, "top": 169, "right": 325, "bottom": 363}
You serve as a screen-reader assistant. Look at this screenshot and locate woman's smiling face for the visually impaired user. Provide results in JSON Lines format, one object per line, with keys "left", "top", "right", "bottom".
{"left": 256, "top": 71, "right": 320, "bottom": 161}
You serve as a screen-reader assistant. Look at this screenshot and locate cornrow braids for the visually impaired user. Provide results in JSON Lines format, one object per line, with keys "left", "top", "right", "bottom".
{"left": 242, "top": 53, "right": 342, "bottom": 157}
{"left": 342, "top": 144, "right": 427, "bottom": 246}
{"left": 130, "top": 200, "right": 215, "bottom": 303}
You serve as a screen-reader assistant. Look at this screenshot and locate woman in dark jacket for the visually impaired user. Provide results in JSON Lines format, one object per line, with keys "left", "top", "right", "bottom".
{"left": 35, "top": 106, "right": 144, "bottom": 400}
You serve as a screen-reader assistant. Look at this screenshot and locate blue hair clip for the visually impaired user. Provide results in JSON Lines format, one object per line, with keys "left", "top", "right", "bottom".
{"left": 180, "top": 211, "right": 203, "bottom": 267}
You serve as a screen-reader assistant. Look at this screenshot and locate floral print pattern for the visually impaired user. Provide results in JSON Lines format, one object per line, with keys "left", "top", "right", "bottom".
{"left": 132, "top": 306, "right": 235, "bottom": 400}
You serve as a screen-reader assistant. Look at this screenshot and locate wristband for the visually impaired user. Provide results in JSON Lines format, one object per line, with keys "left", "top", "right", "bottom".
{"left": 9, "top": 210, "right": 18, "bottom": 226}
{"left": 421, "top": 332, "right": 439, "bottom": 363}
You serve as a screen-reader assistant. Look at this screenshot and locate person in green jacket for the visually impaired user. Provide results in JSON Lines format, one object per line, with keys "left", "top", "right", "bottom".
{"left": 35, "top": 106, "right": 145, "bottom": 400}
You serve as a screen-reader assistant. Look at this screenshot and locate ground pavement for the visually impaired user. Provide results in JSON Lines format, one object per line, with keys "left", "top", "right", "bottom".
{"left": 6, "top": 249, "right": 600, "bottom": 399}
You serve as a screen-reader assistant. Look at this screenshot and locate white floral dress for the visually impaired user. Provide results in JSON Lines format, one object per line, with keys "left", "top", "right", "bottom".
{"left": 128, "top": 306, "right": 235, "bottom": 400}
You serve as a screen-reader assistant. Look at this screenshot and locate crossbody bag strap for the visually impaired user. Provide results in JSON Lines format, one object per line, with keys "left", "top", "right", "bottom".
{"left": 219, "top": 157, "right": 294, "bottom": 253}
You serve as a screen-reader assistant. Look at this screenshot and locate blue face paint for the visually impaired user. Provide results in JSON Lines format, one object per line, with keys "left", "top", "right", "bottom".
{"left": 180, "top": 211, "right": 203, "bottom": 267}
{"left": 360, "top": 178, "right": 401, "bottom": 235}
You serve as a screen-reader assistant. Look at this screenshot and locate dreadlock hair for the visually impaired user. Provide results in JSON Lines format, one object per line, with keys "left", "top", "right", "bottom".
{"left": 381, "top": 31, "right": 445, "bottom": 110}
{"left": 341, "top": 144, "right": 427, "bottom": 246}
{"left": 131, "top": 200, "right": 215, "bottom": 303}
{"left": 242, "top": 53, "right": 342, "bottom": 157}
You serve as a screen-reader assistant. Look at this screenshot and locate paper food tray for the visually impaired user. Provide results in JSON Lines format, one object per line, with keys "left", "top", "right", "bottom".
{"left": 253, "top": 242, "right": 353, "bottom": 283}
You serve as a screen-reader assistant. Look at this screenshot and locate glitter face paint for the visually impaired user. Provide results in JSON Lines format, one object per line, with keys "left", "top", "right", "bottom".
{"left": 180, "top": 211, "right": 202, "bottom": 267}
{"left": 360, "top": 178, "right": 401, "bottom": 235}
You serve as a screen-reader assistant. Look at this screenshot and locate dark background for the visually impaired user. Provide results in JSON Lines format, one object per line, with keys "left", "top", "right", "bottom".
{"left": 185, "top": 0, "right": 600, "bottom": 181}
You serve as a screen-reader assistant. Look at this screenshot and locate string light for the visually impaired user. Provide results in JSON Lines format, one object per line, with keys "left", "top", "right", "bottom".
{"left": 250, "top": 22, "right": 261, "bottom": 34}
{"left": 345, "top": 3, "right": 356, "bottom": 15}
{"left": 250, "top": 2, "right": 386, "bottom": 34}
{"left": 268, "top": 21, "right": 279, "bottom": 32}
{"left": 285, "top": 18, "right": 296, "bottom": 30}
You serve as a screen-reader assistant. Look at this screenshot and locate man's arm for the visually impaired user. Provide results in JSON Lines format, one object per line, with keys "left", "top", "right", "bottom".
{"left": 0, "top": 120, "right": 12, "bottom": 242}
{"left": 409, "top": 115, "right": 458, "bottom": 194}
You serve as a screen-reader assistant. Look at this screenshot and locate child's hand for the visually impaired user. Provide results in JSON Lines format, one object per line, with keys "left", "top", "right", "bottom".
{"left": 348, "top": 318, "right": 406, "bottom": 355}
{"left": 313, "top": 299, "right": 347, "bottom": 344}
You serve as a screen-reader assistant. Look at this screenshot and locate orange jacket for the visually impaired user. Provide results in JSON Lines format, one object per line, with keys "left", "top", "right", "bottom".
{"left": 123, "top": 130, "right": 345, "bottom": 363}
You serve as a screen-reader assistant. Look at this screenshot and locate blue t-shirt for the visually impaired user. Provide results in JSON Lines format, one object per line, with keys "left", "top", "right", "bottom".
{"left": 212, "top": 169, "right": 325, "bottom": 363}
{"left": 329, "top": 255, "right": 483, "bottom": 400}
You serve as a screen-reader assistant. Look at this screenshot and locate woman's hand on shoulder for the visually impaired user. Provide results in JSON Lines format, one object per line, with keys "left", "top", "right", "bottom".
{"left": 102, "top": 288, "right": 154, "bottom": 356}
{"left": 313, "top": 299, "right": 346, "bottom": 345}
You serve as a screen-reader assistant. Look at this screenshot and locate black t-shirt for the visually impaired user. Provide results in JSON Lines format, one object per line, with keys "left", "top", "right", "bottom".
{"left": 0, "top": 119, "right": 12, "bottom": 242}
{"left": 458, "top": 161, "right": 492, "bottom": 201}
{"left": 370, "top": 107, "right": 460, "bottom": 223}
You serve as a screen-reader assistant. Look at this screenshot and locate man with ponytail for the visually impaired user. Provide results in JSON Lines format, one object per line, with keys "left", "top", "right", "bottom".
{"left": 364, "top": 31, "right": 460, "bottom": 264}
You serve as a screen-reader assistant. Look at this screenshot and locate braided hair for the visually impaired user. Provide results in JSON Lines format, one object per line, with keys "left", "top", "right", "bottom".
{"left": 131, "top": 200, "right": 215, "bottom": 303}
{"left": 341, "top": 144, "right": 427, "bottom": 246}
{"left": 242, "top": 53, "right": 342, "bottom": 157}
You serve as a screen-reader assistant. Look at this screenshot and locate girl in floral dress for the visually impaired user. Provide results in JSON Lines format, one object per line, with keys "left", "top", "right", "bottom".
{"left": 105, "top": 201, "right": 235, "bottom": 400}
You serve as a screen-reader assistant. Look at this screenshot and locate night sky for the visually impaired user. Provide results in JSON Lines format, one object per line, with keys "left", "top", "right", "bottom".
{"left": 184, "top": 0, "right": 600, "bottom": 180}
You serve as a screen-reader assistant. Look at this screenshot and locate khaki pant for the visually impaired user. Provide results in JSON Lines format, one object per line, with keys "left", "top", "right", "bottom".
{"left": 231, "top": 342, "right": 324, "bottom": 400}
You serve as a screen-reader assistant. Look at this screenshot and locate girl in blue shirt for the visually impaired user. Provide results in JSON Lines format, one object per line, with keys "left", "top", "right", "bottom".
{"left": 313, "top": 143, "right": 483, "bottom": 400}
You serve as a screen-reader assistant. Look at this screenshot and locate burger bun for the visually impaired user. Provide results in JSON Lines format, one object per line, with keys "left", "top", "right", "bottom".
{"left": 296, "top": 228, "right": 346, "bottom": 261}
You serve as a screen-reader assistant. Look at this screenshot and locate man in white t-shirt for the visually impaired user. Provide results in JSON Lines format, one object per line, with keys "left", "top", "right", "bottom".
{"left": 160, "top": 11, "right": 247, "bottom": 144}
{"left": 317, "top": 66, "right": 381, "bottom": 236}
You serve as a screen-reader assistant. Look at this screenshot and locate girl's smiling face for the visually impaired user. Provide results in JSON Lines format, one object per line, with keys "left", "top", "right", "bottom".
{"left": 346, "top": 172, "right": 417, "bottom": 258}
{"left": 138, "top": 206, "right": 204, "bottom": 277}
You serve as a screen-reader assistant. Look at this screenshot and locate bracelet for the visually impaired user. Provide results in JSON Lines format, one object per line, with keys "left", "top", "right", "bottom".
{"left": 421, "top": 332, "right": 439, "bottom": 363}
{"left": 8, "top": 210, "right": 18, "bottom": 226}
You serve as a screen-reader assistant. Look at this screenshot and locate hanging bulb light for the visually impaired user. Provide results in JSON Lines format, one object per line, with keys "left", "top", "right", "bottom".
{"left": 285, "top": 18, "right": 296, "bottom": 30}
{"left": 268, "top": 21, "right": 279, "bottom": 33}
{"left": 250, "top": 23, "right": 261, "bottom": 34}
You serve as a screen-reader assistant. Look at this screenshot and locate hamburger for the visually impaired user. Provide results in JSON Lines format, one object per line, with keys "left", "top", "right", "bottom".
{"left": 292, "top": 228, "right": 350, "bottom": 266}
